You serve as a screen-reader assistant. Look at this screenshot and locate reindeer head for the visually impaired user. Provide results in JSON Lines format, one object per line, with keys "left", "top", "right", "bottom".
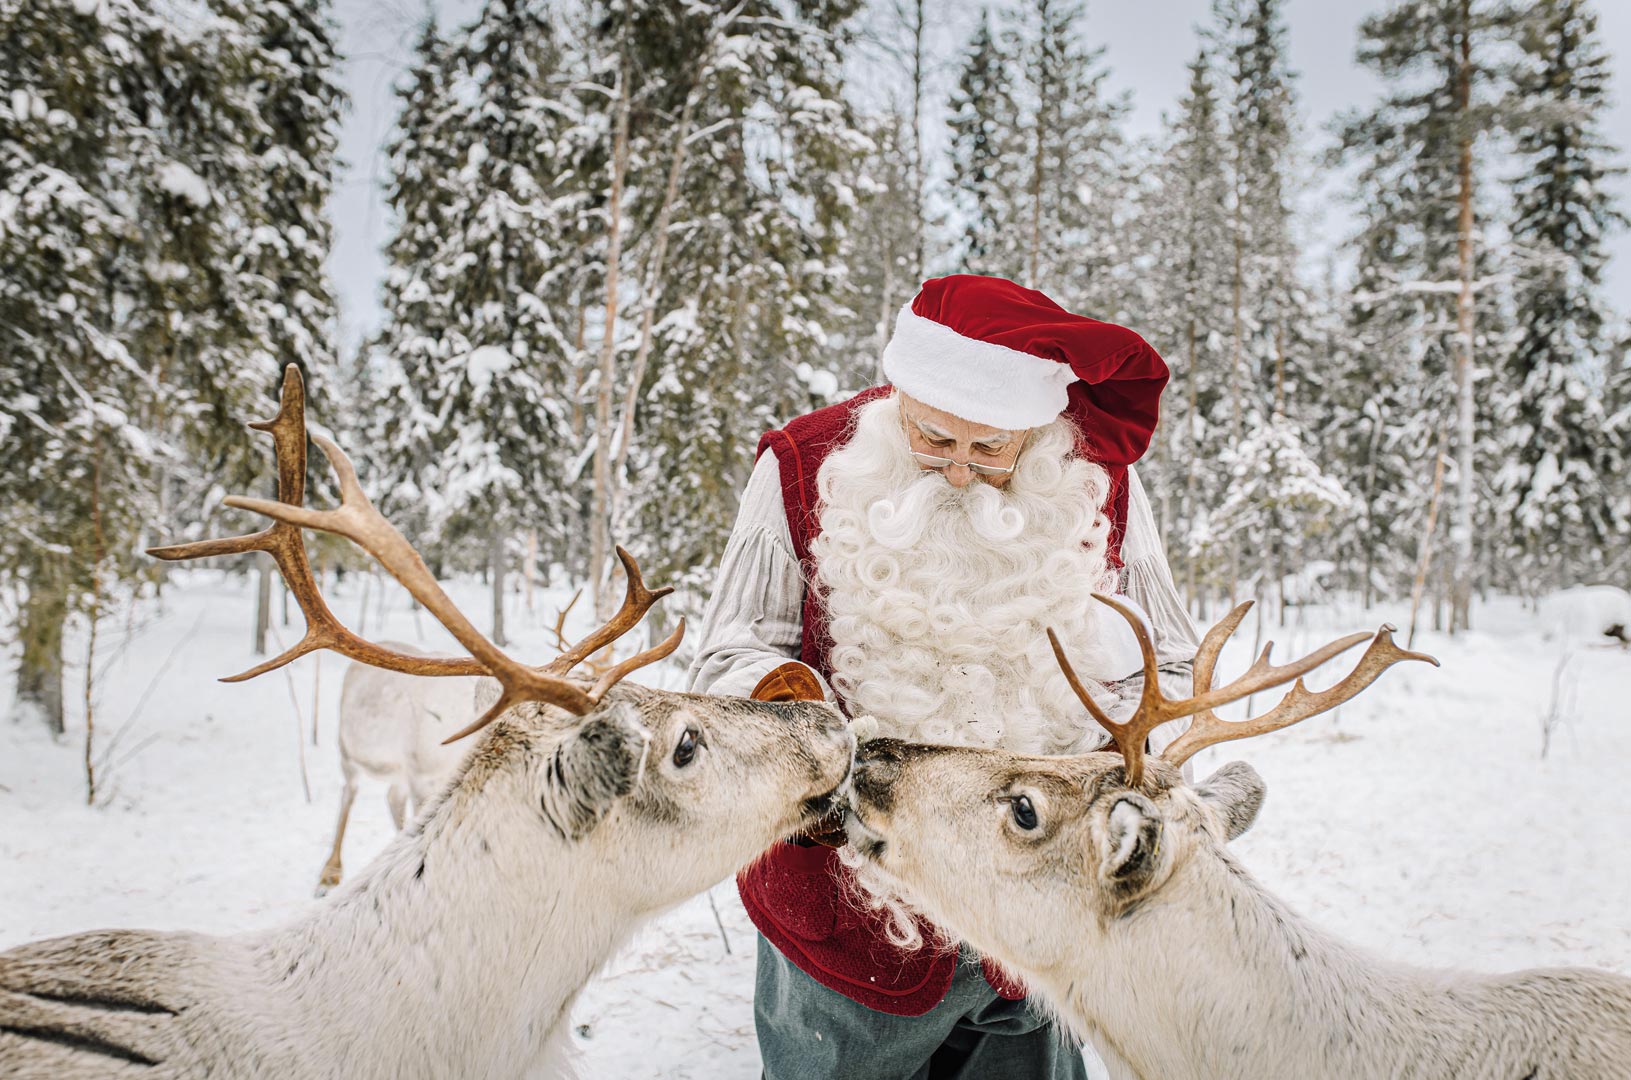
{"left": 846, "top": 742, "right": 1266, "bottom": 968}
{"left": 844, "top": 599, "right": 1434, "bottom": 973}
{"left": 444, "top": 684, "right": 851, "bottom": 912}
{"left": 150, "top": 365, "right": 853, "bottom": 913}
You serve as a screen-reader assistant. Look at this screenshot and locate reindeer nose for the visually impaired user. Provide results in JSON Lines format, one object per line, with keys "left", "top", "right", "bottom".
{"left": 852, "top": 739, "right": 908, "bottom": 807}
{"left": 856, "top": 738, "right": 907, "bottom": 767}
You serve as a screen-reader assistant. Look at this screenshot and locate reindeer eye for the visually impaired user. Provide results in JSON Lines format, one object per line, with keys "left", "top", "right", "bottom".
{"left": 673, "top": 727, "right": 700, "bottom": 768}
{"left": 1008, "top": 795, "right": 1038, "bottom": 831}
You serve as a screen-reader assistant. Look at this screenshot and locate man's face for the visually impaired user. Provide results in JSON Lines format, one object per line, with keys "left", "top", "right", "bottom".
{"left": 897, "top": 392, "right": 1029, "bottom": 490}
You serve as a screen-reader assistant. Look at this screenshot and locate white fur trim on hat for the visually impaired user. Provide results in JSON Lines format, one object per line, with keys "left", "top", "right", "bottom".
{"left": 881, "top": 303, "right": 1075, "bottom": 429}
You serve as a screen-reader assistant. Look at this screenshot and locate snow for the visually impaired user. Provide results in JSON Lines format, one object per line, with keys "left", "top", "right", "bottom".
{"left": 155, "top": 161, "right": 211, "bottom": 207}
{"left": 463, "top": 343, "right": 514, "bottom": 395}
{"left": 2, "top": 576, "right": 1629, "bottom": 1078}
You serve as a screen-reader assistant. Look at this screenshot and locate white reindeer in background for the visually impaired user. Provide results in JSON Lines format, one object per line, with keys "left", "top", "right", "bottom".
{"left": 845, "top": 598, "right": 1631, "bottom": 1080}
{"left": 317, "top": 588, "right": 592, "bottom": 894}
{"left": 317, "top": 650, "right": 480, "bottom": 895}
{"left": 0, "top": 368, "right": 854, "bottom": 1080}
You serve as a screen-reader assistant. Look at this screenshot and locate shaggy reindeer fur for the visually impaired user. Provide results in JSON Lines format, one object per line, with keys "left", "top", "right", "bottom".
{"left": 0, "top": 688, "right": 852, "bottom": 1079}
{"left": 846, "top": 740, "right": 1631, "bottom": 1080}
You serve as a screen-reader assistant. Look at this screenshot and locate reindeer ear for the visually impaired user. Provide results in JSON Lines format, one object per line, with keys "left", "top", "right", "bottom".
{"left": 544, "top": 707, "right": 650, "bottom": 840}
{"left": 1194, "top": 760, "right": 1265, "bottom": 842}
{"left": 1099, "top": 792, "right": 1164, "bottom": 890}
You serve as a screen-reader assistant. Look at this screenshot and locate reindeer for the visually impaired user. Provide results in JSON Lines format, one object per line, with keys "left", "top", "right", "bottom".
{"left": 0, "top": 367, "right": 854, "bottom": 1080}
{"left": 844, "top": 598, "right": 1631, "bottom": 1080}
{"left": 317, "top": 648, "right": 480, "bottom": 895}
{"left": 316, "top": 592, "right": 597, "bottom": 895}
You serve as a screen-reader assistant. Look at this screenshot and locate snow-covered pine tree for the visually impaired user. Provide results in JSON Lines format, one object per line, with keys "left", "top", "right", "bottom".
{"left": 1607, "top": 334, "right": 1631, "bottom": 581}
{"left": 946, "top": 9, "right": 1023, "bottom": 277}
{"left": 0, "top": 0, "right": 167, "bottom": 731}
{"left": 1210, "top": 0, "right": 1309, "bottom": 427}
{"left": 1131, "top": 47, "right": 1235, "bottom": 609}
{"left": 367, "top": 17, "right": 464, "bottom": 544}
{"left": 1201, "top": 414, "right": 1350, "bottom": 615}
{"left": 385, "top": 0, "right": 586, "bottom": 642}
{"left": 840, "top": 108, "right": 922, "bottom": 387}
{"left": 238, "top": 0, "right": 344, "bottom": 405}
{"left": 123, "top": 9, "right": 288, "bottom": 501}
{"left": 1496, "top": 0, "right": 1627, "bottom": 591}
{"left": 1010, "top": 0, "right": 1131, "bottom": 314}
{"left": 1208, "top": 0, "right": 1341, "bottom": 600}
{"left": 942, "top": 0, "right": 1131, "bottom": 316}
{"left": 1334, "top": 0, "right": 1516, "bottom": 627}
{"left": 622, "top": 0, "right": 871, "bottom": 596}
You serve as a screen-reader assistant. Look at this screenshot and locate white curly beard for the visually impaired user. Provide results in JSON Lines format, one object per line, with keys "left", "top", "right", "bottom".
{"left": 812, "top": 395, "right": 1122, "bottom": 755}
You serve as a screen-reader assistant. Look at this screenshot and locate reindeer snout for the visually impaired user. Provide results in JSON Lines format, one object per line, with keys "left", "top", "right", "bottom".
{"left": 851, "top": 738, "right": 911, "bottom": 810}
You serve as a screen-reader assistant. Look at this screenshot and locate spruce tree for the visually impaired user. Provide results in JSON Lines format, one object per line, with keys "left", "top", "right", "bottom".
{"left": 0, "top": 0, "right": 169, "bottom": 730}
{"left": 624, "top": 0, "right": 871, "bottom": 594}
{"left": 841, "top": 109, "right": 922, "bottom": 388}
{"left": 1497, "top": 0, "right": 1627, "bottom": 589}
{"left": 389, "top": 0, "right": 587, "bottom": 640}
{"left": 947, "top": 11, "right": 1023, "bottom": 276}
{"left": 1133, "top": 47, "right": 1235, "bottom": 607}
{"left": 941, "top": 1, "right": 1129, "bottom": 315}
{"left": 1334, "top": 0, "right": 1516, "bottom": 625}
{"left": 368, "top": 17, "right": 463, "bottom": 539}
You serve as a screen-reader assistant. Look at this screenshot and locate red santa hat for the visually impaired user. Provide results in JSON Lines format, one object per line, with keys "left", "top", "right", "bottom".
{"left": 881, "top": 275, "right": 1169, "bottom": 465}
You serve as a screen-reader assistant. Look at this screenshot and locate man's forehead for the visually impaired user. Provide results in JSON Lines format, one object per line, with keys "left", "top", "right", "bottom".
{"left": 903, "top": 397, "right": 1017, "bottom": 441}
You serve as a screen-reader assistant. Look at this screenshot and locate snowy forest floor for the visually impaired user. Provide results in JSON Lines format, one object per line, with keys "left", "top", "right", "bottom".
{"left": 2, "top": 570, "right": 1629, "bottom": 1079}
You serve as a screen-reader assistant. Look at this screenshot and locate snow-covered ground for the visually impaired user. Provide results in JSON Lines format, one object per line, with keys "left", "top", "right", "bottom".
{"left": 2, "top": 571, "right": 1629, "bottom": 1078}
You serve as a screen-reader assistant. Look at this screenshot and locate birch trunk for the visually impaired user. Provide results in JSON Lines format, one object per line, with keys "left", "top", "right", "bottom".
{"left": 489, "top": 525, "right": 507, "bottom": 649}
{"left": 1227, "top": 165, "right": 1245, "bottom": 605}
{"left": 610, "top": 84, "right": 700, "bottom": 500}
{"left": 1408, "top": 436, "right": 1449, "bottom": 649}
{"left": 1449, "top": 2, "right": 1477, "bottom": 635}
{"left": 908, "top": 0, "right": 926, "bottom": 278}
{"left": 254, "top": 565, "right": 272, "bottom": 656}
{"left": 588, "top": 57, "right": 632, "bottom": 623}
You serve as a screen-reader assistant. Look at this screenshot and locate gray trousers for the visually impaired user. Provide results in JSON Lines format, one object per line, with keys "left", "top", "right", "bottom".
{"left": 755, "top": 933, "right": 1089, "bottom": 1080}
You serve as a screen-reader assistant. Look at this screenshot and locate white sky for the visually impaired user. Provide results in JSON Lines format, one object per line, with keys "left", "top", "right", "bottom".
{"left": 327, "top": 0, "right": 1631, "bottom": 353}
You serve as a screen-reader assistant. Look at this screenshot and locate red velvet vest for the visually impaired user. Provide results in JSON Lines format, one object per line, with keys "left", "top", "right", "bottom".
{"left": 735, "top": 386, "right": 1130, "bottom": 1016}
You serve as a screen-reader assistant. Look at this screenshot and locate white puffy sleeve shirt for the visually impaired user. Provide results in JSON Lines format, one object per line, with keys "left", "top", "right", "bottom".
{"left": 686, "top": 453, "right": 1200, "bottom": 735}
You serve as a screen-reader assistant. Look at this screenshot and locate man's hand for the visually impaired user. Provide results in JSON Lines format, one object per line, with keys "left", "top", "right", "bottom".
{"left": 751, "top": 662, "right": 848, "bottom": 848}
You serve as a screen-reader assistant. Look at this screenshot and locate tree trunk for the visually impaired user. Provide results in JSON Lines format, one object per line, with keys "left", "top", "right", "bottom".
{"left": 254, "top": 564, "right": 272, "bottom": 656}
{"left": 1183, "top": 314, "right": 1199, "bottom": 611}
{"left": 610, "top": 51, "right": 711, "bottom": 516}
{"left": 1227, "top": 167, "right": 1245, "bottom": 606}
{"left": 525, "top": 528, "right": 538, "bottom": 614}
{"left": 588, "top": 50, "right": 632, "bottom": 623}
{"left": 1026, "top": 0, "right": 1051, "bottom": 289}
{"left": 908, "top": 0, "right": 927, "bottom": 279}
{"left": 1449, "top": 0, "right": 1477, "bottom": 634}
{"left": 1407, "top": 434, "right": 1449, "bottom": 649}
{"left": 570, "top": 301, "right": 589, "bottom": 445}
{"left": 17, "top": 585, "right": 67, "bottom": 735}
{"left": 490, "top": 525, "right": 507, "bottom": 649}
{"left": 84, "top": 447, "right": 106, "bottom": 804}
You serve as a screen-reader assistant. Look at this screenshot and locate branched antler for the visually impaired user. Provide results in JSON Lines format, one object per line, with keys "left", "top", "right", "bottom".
{"left": 148, "top": 364, "right": 684, "bottom": 744}
{"left": 1050, "top": 596, "right": 1437, "bottom": 787}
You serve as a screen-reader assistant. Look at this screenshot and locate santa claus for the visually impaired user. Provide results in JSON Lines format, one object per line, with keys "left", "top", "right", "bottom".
{"left": 688, "top": 275, "right": 1198, "bottom": 1079}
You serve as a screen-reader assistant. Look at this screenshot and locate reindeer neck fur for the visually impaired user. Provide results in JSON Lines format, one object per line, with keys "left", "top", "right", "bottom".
{"left": 1035, "top": 833, "right": 1631, "bottom": 1080}
{"left": 244, "top": 723, "right": 639, "bottom": 1079}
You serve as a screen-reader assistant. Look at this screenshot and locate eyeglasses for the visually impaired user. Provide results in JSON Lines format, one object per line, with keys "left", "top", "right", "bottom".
{"left": 908, "top": 451, "right": 1018, "bottom": 477}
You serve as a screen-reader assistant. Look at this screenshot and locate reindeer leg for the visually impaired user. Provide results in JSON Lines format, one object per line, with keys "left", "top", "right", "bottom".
{"left": 386, "top": 782, "right": 408, "bottom": 832}
{"left": 315, "top": 772, "right": 358, "bottom": 897}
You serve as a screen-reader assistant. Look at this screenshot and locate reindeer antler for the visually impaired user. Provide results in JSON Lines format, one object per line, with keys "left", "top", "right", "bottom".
{"left": 149, "top": 365, "right": 683, "bottom": 743}
{"left": 1050, "top": 596, "right": 1436, "bottom": 787}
